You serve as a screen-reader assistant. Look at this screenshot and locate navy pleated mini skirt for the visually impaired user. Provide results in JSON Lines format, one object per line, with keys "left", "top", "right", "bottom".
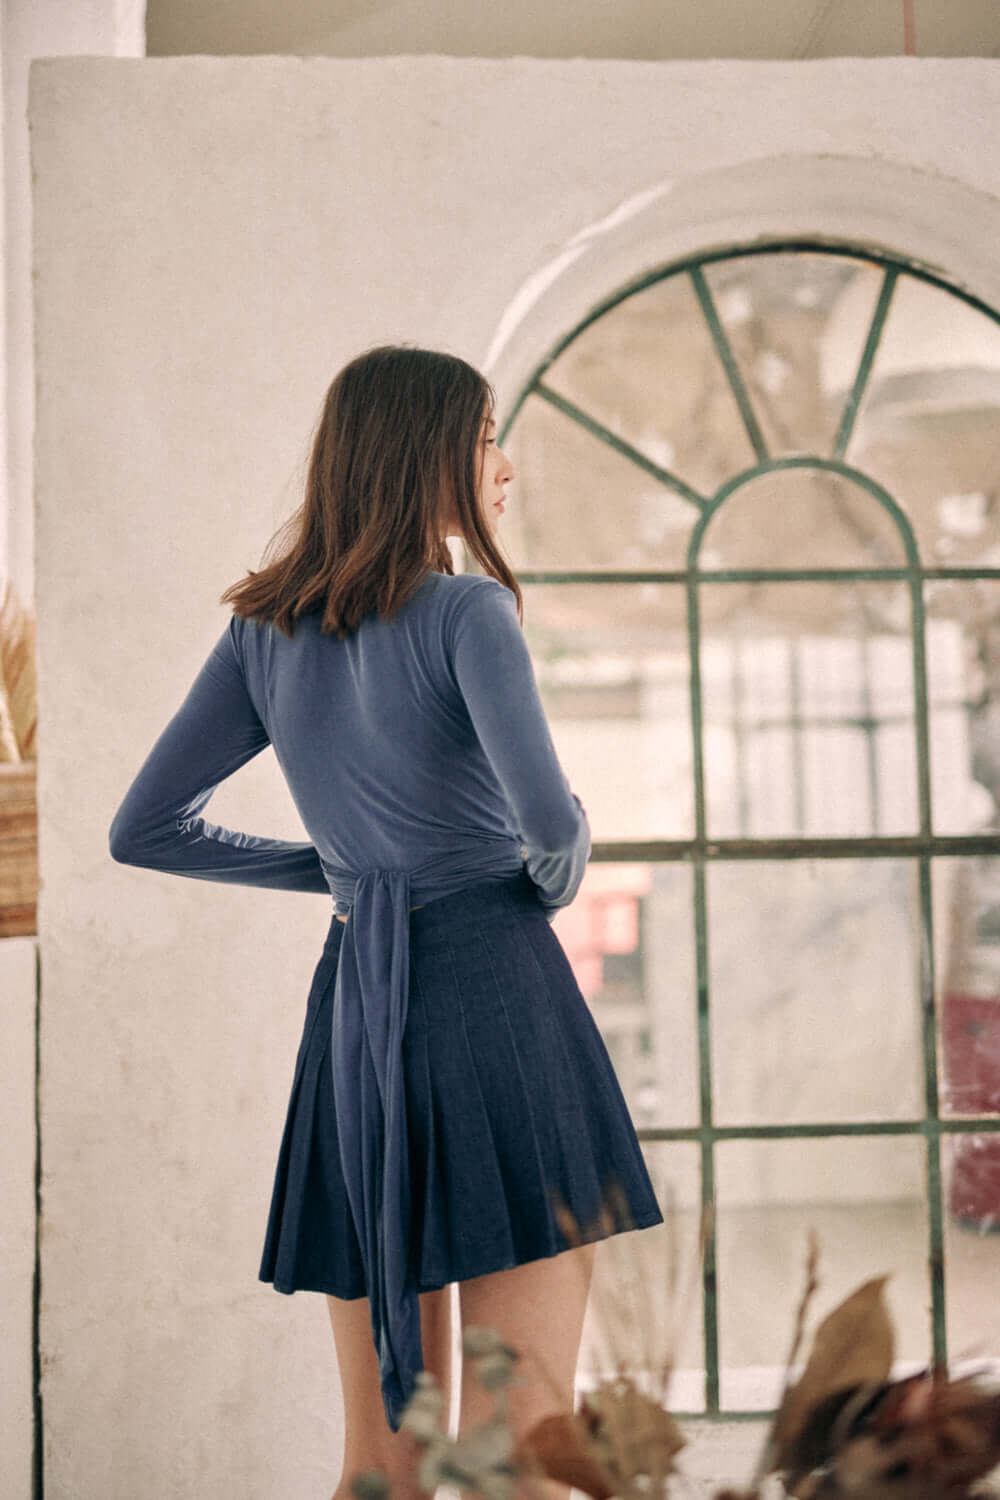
{"left": 259, "top": 870, "right": 663, "bottom": 1300}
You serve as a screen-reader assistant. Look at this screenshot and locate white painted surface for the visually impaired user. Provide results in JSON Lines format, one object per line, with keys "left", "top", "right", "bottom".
{"left": 2, "top": 15, "right": 144, "bottom": 1498}
{"left": 1, "top": 0, "right": 144, "bottom": 602}
{"left": 28, "top": 55, "right": 1000, "bottom": 1500}
{"left": 0, "top": 936, "right": 36, "bottom": 1500}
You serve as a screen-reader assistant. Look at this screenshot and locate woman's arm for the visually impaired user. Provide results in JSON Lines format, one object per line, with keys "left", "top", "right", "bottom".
{"left": 451, "top": 581, "right": 591, "bottom": 915}
{"left": 108, "top": 617, "right": 329, "bottom": 893}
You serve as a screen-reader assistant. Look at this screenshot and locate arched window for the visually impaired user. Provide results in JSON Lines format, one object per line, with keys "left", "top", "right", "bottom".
{"left": 497, "top": 246, "right": 1000, "bottom": 1414}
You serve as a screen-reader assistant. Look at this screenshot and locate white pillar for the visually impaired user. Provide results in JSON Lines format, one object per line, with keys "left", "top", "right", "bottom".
{"left": 0, "top": 938, "right": 38, "bottom": 1500}
{"left": 3, "top": 0, "right": 145, "bottom": 603}
{"left": 1, "top": 12, "right": 144, "bottom": 1500}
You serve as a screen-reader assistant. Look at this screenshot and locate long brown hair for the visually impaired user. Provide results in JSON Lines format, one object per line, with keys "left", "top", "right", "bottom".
{"left": 220, "top": 345, "right": 522, "bottom": 638}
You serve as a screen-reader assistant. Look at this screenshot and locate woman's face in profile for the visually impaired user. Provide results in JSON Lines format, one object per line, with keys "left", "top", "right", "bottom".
{"left": 478, "top": 414, "right": 515, "bottom": 529}
{"left": 440, "top": 411, "right": 515, "bottom": 541}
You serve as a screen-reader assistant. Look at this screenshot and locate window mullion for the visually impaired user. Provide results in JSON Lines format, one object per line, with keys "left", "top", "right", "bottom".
{"left": 689, "top": 264, "right": 769, "bottom": 463}
{"left": 832, "top": 265, "right": 899, "bottom": 460}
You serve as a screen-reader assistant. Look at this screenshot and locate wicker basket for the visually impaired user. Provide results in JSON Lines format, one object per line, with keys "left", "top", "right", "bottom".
{"left": 0, "top": 761, "right": 38, "bottom": 937}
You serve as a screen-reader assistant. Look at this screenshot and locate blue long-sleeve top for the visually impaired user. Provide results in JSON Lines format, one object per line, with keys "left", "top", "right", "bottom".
{"left": 108, "top": 568, "right": 590, "bottom": 1429}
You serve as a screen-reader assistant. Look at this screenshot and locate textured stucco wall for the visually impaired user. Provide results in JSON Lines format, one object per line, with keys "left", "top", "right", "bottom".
{"left": 0, "top": 937, "right": 36, "bottom": 1500}
{"left": 3, "top": 17, "right": 145, "bottom": 1499}
{"left": 3, "top": 0, "right": 145, "bottom": 602}
{"left": 29, "top": 56, "right": 1000, "bottom": 1500}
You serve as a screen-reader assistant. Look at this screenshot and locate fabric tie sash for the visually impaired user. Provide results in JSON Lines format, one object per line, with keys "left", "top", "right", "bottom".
{"left": 320, "top": 845, "right": 525, "bottom": 1429}
{"left": 329, "top": 868, "right": 420, "bottom": 1431}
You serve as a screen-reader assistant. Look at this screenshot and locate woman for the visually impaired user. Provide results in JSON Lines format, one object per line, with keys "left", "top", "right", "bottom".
{"left": 109, "top": 345, "right": 662, "bottom": 1497}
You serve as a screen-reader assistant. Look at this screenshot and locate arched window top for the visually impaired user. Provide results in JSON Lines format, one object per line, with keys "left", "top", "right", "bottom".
{"left": 499, "top": 244, "right": 1000, "bottom": 578}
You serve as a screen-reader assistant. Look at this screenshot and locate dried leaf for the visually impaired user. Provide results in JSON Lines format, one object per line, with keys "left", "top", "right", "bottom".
{"left": 0, "top": 690, "right": 19, "bottom": 763}
{"left": 782, "top": 1381, "right": 880, "bottom": 1491}
{"left": 350, "top": 1471, "right": 391, "bottom": 1500}
{"left": 583, "top": 1377, "right": 687, "bottom": 1490}
{"left": 771, "top": 1275, "right": 895, "bottom": 1470}
{"left": 416, "top": 1443, "right": 448, "bottom": 1494}
{"left": 518, "top": 1413, "right": 617, "bottom": 1500}
{"left": 0, "top": 578, "right": 36, "bottom": 762}
{"left": 463, "top": 1326, "right": 517, "bottom": 1361}
{"left": 781, "top": 1370, "right": 1000, "bottom": 1500}
{"left": 452, "top": 1418, "right": 515, "bottom": 1473}
{"left": 399, "top": 1372, "right": 446, "bottom": 1442}
{"left": 473, "top": 1471, "right": 516, "bottom": 1500}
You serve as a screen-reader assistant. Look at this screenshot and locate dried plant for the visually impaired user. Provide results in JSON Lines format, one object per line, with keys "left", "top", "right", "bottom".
{"left": 350, "top": 1328, "right": 524, "bottom": 1500}
{"left": 748, "top": 1265, "right": 1000, "bottom": 1500}
{"left": 349, "top": 1206, "right": 1000, "bottom": 1500}
{"left": 0, "top": 575, "right": 36, "bottom": 762}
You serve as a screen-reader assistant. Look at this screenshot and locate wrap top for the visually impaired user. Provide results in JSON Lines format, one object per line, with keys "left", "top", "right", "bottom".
{"left": 108, "top": 570, "right": 591, "bottom": 1428}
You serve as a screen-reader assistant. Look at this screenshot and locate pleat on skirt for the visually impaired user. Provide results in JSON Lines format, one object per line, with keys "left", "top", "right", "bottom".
{"left": 259, "top": 869, "right": 663, "bottom": 1299}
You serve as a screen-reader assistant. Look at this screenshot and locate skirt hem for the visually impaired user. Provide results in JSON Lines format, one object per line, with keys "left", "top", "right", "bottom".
{"left": 261, "top": 1204, "right": 665, "bottom": 1302}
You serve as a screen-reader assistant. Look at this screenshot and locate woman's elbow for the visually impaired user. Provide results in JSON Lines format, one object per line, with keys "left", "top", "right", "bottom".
{"left": 527, "top": 803, "right": 588, "bottom": 856}
{"left": 108, "top": 810, "right": 147, "bottom": 866}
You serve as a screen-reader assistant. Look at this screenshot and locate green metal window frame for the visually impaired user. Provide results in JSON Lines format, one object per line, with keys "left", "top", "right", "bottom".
{"left": 498, "top": 240, "right": 1000, "bottom": 1420}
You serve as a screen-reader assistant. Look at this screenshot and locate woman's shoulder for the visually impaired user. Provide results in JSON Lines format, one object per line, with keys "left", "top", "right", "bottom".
{"left": 410, "top": 574, "right": 516, "bottom": 663}
{"left": 429, "top": 571, "right": 514, "bottom": 610}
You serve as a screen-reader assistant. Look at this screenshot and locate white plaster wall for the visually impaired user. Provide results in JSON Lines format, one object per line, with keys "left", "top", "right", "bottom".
{"left": 29, "top": 56, "right": 1000, "bottom": 1500}
{"left": 0, "top": 937, "right": 36, "bottom": 1500}
{"left": 2, "top": 14, "right": 145, "bottom": 1499}
{"left": 2, "top": 0, "right": 145, "bottom": 601}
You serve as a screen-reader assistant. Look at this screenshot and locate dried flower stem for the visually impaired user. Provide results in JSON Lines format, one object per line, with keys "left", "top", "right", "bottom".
{"left": 659, "top": 1202, "right": 713, "bottom": 1397}
{"left": 750, "top": 1229, "right": 820, "bottom": 1488}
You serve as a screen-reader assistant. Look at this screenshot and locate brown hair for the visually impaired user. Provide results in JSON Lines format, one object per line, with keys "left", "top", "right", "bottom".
{"left": 219, "top": 345, "right": 522, "bottom": 638}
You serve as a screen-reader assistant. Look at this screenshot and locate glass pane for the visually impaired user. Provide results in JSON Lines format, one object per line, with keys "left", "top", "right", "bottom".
{"left": 838, "top": 275, "right": 1000, "bottom": 567}
{"left": 697, "top": 467, "right": 907, "bottom": 570}
{"left": 699, "top": 583, "right": 918, "bottom": 838}
{"left": 524, "top": 583, "right": 693, "bottom": 841}
{"left": 551, "top": 862, "right": 698, "bottom": 1130}
{"left": 501, "top": 392, "right": 698, "bottom": 571}
{"left": 704, "top": 252, "right": 886, "bottom": 459}
{"left": 926, "top": 580, "right": 1000, "bottom": 835}
{"left": 709, "top": 860, "right": 924, "bottom": 1126}
{"left": 933, "top": 856, "right": 1000, "bottom": 1119}
{"left": 944, "top": 1135, "right": 1000, "bottom": 1365}
{"left": 716, "top": 1137, "right": 930, "bottom": 1409}
{"left": 543, "top": 272, "right": 759, "bottom": 499}
{"left": 579, "top": 1144, "right": 704, "bottom": 1410}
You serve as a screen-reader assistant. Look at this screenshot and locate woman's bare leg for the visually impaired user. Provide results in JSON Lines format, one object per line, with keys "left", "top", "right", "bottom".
{"left": 458, "top": 1245, "right": 596, "bottom": 1498}
{"left": 327, "top": 1286, "right": 451, "bottom": 1500}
